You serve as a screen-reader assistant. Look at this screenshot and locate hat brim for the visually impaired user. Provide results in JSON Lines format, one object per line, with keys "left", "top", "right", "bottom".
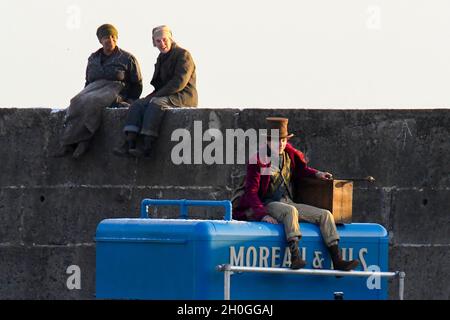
{"left": 262, "top": 133, "right": 294, "bottom": 139}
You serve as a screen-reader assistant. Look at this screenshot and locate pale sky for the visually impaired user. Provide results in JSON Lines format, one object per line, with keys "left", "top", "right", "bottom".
{"left": 1, "top": 0, "right": 450, "bottom": 109}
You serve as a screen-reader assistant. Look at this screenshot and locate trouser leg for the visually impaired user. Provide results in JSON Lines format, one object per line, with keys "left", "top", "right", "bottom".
{"left": 264, "top": 201, "right": 306, "bottom": 269}
{"left": 141, "top": 97, "right": 174, "bottom": 137}
{"left": 284, "top": 199, "right": 340, "bottom": 247}
{"left": 264, "top": 201, "right": 301, "bottom": 240}
{"left": 123, "top": 96, "right": 151, "bottom": 134}
{"left": 286, "top": 200, "right": 358, "bottom": 271}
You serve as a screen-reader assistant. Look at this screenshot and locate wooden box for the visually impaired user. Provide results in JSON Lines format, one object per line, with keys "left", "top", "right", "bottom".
{"left": 293, "top": 178, "right": 353, "bottom": 224}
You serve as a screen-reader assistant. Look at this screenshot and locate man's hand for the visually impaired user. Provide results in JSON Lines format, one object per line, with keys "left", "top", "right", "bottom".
{"left": 315, "top": 171, "right": 333, "bottom": 180}
{"left": 262, "top": 215, "right": 278, "bottom": 224}
{"left": 115, "top": 95, "right": 125, "bottom": 103}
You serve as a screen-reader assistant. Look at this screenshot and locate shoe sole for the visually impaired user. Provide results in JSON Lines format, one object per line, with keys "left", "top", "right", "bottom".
{"left": 128, "top": 149, "right": 143, "bottom": 158}
{"left": 290, "top": 264, "right": 306, "bottom": 270}
{"left": 290, "top": 261, "right": 307, "bottom": 270}
{"left": 335, "top": 260, "right": 360, "bottom": 272}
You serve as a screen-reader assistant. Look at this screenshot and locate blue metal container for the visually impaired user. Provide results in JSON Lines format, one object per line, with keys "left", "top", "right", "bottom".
{"left": 96, "top": 199, "right": 389, "bottom": 300}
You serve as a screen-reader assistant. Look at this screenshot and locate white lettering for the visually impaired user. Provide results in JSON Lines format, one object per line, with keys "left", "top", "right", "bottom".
{"left": 170, "top": 122, "right": 283, "bottom": 169}
{"left": 66, "top": 5, "right": 81, "bottom": 30}
{"left": 313, "top": 251, "right": 324, "bottom": 269}
{"left": 203, "top": 128, "right": 223, "bottom": 164}
{"left": 359, "top": 248, "right": 369, "bottom": 271}
{"left": 366, "top": 265, "right": 381, "bottom": 290}
{"left": 66, "top": 265, "right": 81, "bottom": 290}
{"left": 246, "top": 246, "right": 257, "bottom": 267}
{"left": 178, "top": 304, "right": 211, "bottom": 317}
{"left": 230, "top": 246, "right": 244, "bottom": 266}
{"left": 271, "top": 247, "right": 281, "bottom": 267}
{"left": 170, "top": 128, "right": 191, "bottom": 164}
{"left": 348, "top": 247, "right": 354, "bottom": 260}
{"left": 222, "top": 304, "right": 273, "bottom": 316}
{"left": 301, "top": 247, "right": 307, "bottom": 261}
{"left": 282, "top": 247, "right": 291, "bottom": 268}
{"left": 227, "top": 246, "right": 371, "bottom": 272}
{"left": 264, "top": 305, "right": 272, "bottom": 316}
{"left": 193, "top": 121, "right": 203, "bottom": 164}
{"left": 341, "top": 247, "right": 354, "bottom": 261}
{"left": 259, "top": 247, "right": 270, "bottom": 268}
{"left": 259, "top": 130, "right": 280, "bottom": 176}
{"left": 366, "top": 5, "right": 382, "bottom": 30}
{"left": 225, "top": 128, "right": 258, "bottom": 164}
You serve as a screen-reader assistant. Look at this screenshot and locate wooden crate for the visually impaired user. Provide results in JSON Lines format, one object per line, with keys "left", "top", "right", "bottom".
{"left": 293, "top": 178, "right": 353, "bottom": 224}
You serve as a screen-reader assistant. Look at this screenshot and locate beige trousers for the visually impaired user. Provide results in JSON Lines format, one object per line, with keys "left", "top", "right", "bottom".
{"left": 264, "top": 197, "right": 340, "bottom": 247}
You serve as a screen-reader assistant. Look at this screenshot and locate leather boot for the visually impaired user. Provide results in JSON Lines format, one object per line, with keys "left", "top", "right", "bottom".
{"left": 53, "top": 144, "right": 75, "bottom": 158}
{"left": 288, "top": 239, "right": 306, "bottom": 270}
{"left": 126, "top": 132, "right": 137, "bottom": 150}
{"left": 129, "top": 135, "right": 155, "bottom": 158}
{"left": 113, "top": 131, "right": 149, "bottom": 157}
{"left": 328, "top": 244, "right": 359, "bottom": 271}
{"left": 72, "top": 140, "right": 90, "bottom": 159}
{"left": 112, "top": 132, "right": 134, "bottom": 157}
{"left": 113, "top": 140, "right": 129, "bottom": 157}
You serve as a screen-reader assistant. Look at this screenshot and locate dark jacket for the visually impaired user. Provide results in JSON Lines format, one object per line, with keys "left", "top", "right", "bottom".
{"left": 86, "top": 47, "right": 143, "bottom": 103}
{"left": 234, "top": 143, "right": 318, "bottom": 221}
{"left": 150, "top": 42, "right": 198, "bottom": 107}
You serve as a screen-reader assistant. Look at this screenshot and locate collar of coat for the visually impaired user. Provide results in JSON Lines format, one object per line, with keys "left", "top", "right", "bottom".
{"left": 95, "top": 46, "right": 121, "bottom": 56}
{"left": 157, "top": 42, "right": 178, "bottom": 62}
{"left": 152, "top": 42, "right": 178, "bottom": 82}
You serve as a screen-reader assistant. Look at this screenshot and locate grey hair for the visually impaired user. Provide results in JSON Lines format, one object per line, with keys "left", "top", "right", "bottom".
{"left": 152, "top": 25, "right": 173, "bottom": 46}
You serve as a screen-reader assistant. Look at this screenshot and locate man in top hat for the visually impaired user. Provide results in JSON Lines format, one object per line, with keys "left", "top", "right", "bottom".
{"left": 113, "top": 25, "right": 198, "bottom": 158}
{"left": 233, "top": 117, "right": 359, "bottom": 270}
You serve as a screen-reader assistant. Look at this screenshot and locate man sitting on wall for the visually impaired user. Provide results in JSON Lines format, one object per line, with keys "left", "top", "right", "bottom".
{"left": 113, "top": 25, "right": 197, "bottom": 158}
{"left": 233, "top": 117, "right": 359, "bottom": 270}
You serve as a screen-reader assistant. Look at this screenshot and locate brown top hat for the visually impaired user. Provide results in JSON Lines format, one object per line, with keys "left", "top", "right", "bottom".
{"left": 265, "top": 117, "right": 294, "bottom": 139}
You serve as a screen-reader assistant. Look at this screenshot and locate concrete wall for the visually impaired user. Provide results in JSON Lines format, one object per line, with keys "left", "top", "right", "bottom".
{"left": 0, "top": 108, "right": 448, "bottom": 299}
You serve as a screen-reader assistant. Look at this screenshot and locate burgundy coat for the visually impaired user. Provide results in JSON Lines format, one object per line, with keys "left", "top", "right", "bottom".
{"left": 234, "top": 143, "right": 318, "bottom": 221}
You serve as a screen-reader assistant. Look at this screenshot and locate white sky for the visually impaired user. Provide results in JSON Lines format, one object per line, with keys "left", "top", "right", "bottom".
{"left": 1, "top": 0, "right": 450, "bottom": 109}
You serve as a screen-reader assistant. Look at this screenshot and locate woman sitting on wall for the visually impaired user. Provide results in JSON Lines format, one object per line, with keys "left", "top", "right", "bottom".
{"left": 55, "top": 24, "right": 143, "bottom": 159}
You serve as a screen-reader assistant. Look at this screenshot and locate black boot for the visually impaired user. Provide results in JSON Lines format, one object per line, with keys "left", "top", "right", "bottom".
{"left": 113, "top": 131, "right": 137, "bottom": 157}
{"left": 129, "top": 135, "right": 155, "bottom": 158}
{"left": 113, "top": 132, "right": 135, "bottom": 157}
{"left": 328, "top": 244, "right": 359, "bottom": 271}
{"left": 72, "top": 140, "right": 90, "bottom": 159}
{"left": 112, "top": 140, "right": 129, "bottom": 157}
{"left": 288, "top": 239, "right": 306, "bottom": 270}
{"left": 53, "top": 144, "right": 75, "bottom": 158}
{"left": 127, "top": 132, "right": 137, "bottom": 149}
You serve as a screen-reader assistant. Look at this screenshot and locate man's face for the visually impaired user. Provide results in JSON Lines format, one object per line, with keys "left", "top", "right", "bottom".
{"left": 154, "top": 34, "right": 172, "bottom": 54}
{"left": 279, "top": 138, "right": 288, "bottom": 154}
{"left": 100, "top": 35, "right": 117, "bottom": 54}
{"left": 269, "top": 137, "right": 288, "bottom": 154}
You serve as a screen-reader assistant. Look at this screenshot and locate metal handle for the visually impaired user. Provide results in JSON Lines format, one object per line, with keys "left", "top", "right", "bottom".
{"left": 140, "top": 199, "right": 233, "bottom": 221}
{"left": 335, "top": 176, "right": 376, "bottom": 183}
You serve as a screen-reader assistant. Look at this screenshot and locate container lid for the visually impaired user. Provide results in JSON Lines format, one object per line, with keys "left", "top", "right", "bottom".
{"left": 96, "top": 219, "right": 387, "bottom": 243}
